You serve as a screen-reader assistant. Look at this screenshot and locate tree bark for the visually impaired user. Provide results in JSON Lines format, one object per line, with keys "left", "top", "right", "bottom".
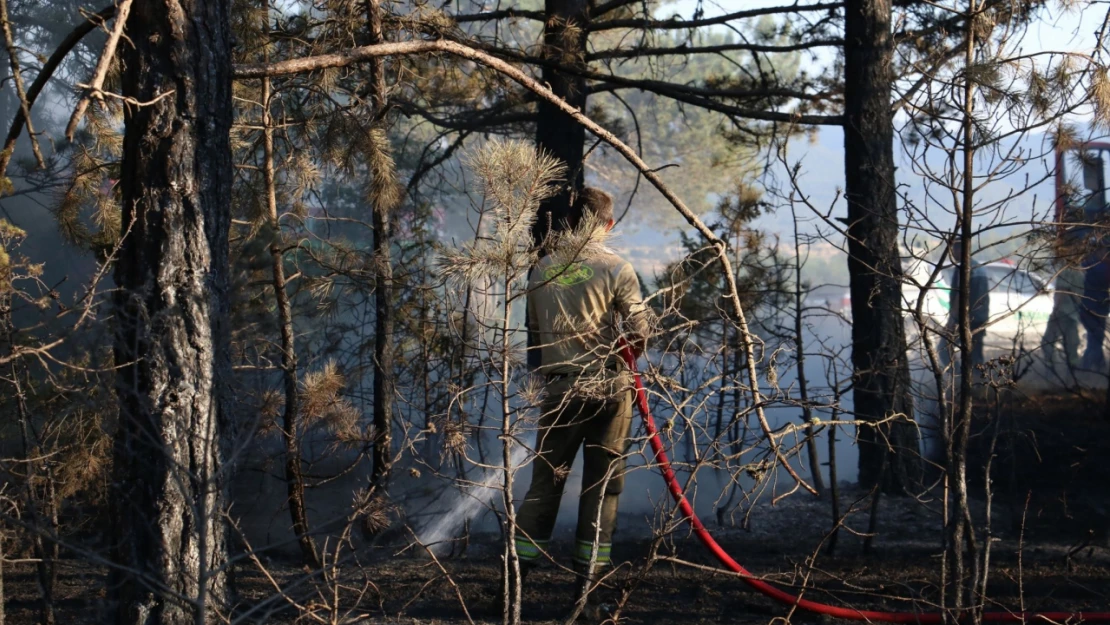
{"left": 528, "top": 0, "right": 590, "bottom": 368}
{"left": 534, "top": 0, "right": 589, "bottom": 222}
{"left": 843, "top": 0, "right": 922, "bottom": 493}
{"left": 110, "top": 0, "right": 233, "bottom": 622}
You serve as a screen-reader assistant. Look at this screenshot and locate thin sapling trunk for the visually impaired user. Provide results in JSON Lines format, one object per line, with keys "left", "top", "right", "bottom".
{"left": 261, "top": 2, "right": 320, "bottom": 567}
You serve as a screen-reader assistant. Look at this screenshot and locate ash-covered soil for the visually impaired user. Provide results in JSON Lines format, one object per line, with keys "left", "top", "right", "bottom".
{"left": 13, "top": 527, "right": 1107, "bottom": 625}
{"left": 8, "top": 492, "right": 1108, "bottom": 625}
{"left": 6, "top": 389, "right": 1110, "bottom": 624}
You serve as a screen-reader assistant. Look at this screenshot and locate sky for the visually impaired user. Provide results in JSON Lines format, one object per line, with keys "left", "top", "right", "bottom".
{"left": 612, "top": 0, "right": 1107, "bottom": 279}
{"left": 5, "top": 1, "right": 1105, "bottom": 283}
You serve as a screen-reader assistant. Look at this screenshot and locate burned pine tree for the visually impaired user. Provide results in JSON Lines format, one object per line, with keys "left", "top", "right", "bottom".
{"left": 533, "top": 0, "right": 590, "bottom": 235}
{"left": 843, "top": 0, "right": 922, "bottom": 492}
{"left": 525, "top": 0, "right": 590, "bottom": 368}
{"left": 109, "top": 0, "right": 234, "bottom": 621}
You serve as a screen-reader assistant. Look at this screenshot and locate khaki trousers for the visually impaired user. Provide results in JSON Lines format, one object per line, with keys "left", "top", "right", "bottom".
{"left": 515, "top": 374, "right": 634, "bottom": 567}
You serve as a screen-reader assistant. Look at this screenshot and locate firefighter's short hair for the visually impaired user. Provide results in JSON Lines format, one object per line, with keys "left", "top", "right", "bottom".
{"left": 575, "top": 187, "right": 614, "bottom": 224}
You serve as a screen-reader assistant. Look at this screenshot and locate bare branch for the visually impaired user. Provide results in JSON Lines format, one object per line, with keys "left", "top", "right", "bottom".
{"left": 75, "top": 83, "right": 175, "bottom": 108}
{"left": 0, "top": 3, "right": 114, "bottom": 183}
{"left": 64, "top": 0, "right": 132, "bottom": 142}
{"left": 0, "top": 0, "right": 44, "bottom": 173}
{"left": 453, "top": 9, "right": 543, "bottom": 23}
{"left": 587, "top": 39, "right": 845, "bottom": 61}
{"left": 233, "top": 39, "right": 843, "bottom": 125}
{"left": 589, "top": 2, "right": 844, "bottom": 31}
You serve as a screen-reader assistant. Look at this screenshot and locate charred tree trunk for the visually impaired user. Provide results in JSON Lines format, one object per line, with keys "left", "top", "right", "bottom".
{"left": 110, "top": 0, "right": 233, "bottom": 622}
{"left": 534, "top": 0, "right": 589, "bottom": 232}
{"left": 366, "top": 0, "right": 395, "bottom": 497}
{"left": 527, "top": 0, "right": 589, "bottom": 368}
{"left": 843, "top": 0, "right": 922, "bottom": 493}
{"left": 261, "top": 0, "right": 320, "bottom": 569}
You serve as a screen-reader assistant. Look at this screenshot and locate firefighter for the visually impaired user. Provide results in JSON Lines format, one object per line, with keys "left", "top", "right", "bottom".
{"left": 513, "top": 187, "right": 651, "bottom": 614}
{"left": 1042, "top": 260, "right": 1084, "bottom": 369}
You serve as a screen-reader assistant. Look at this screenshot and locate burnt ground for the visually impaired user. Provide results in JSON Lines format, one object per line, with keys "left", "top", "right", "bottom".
{"left": 5, "top": 389, "right": 1110, "bottom": 625}
{"left": 7, "top": 530, "right": 1109, "bottom": 625}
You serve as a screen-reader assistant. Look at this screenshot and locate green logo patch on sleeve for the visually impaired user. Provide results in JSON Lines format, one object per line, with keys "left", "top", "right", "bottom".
{"left": 544, "top": 262, "right": 594, "bottom": 286}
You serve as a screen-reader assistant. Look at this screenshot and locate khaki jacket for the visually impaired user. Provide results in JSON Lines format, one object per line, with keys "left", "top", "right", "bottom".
{"left": 527, "top": 249, "right": 650, "bottom": 377}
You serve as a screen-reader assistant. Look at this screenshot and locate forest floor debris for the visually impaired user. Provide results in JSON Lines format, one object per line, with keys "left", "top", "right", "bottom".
{"left": 5, "top": 389, "right": 1110, "bottom": 624}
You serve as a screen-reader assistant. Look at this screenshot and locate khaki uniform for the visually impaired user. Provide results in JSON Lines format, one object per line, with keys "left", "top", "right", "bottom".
{"left": 517, "top": 250, "right": 649, "bottom": 568}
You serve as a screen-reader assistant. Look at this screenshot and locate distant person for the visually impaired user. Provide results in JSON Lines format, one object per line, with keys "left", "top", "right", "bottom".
{"left": 1080, "top": 246, "right": 1110, "bottom": 370}
{"left": 509, "top": 188, "right": 652, "bottom": 615}
{"left": 1043, "top": 261, "right": 1084, "bottom": 368}
{"left": 943, "top": 241, "right": 990, "bottom": 368}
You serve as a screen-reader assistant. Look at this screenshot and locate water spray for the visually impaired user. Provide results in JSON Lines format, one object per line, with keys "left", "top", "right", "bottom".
{"left": 419, "top": 444, "right": 532, "bottom": 552}
{"left": 619, "top": 341, "right": 1110, "bottom": 623}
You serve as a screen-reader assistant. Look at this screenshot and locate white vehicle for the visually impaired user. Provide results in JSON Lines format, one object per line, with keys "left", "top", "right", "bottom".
{"left": 927, "top": 261, "right": 1054, "bottom": 350}
{"left": 971, "top": 262, "right": 1054, "bottom": 348}
{"left": 851, "top": 258, "right": 1055, "bottom": 351}
{"left": 901, "top": 255, "right": 951, "bottom": 321}
{"left": 838, "top": 256, "right": 952, "bottom": 321}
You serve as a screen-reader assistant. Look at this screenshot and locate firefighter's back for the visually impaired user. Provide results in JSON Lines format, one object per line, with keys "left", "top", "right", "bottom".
{"left": 527, "top": 250, "right": 640, "bottom": 377}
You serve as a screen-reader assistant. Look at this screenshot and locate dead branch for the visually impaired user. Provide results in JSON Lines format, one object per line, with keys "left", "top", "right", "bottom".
{"left": 452, "top": 8, "right": 543, "bottom": 23}
{"left": 74, "top": 84, "right": 175, "bottom": 108}
{"left": 236, "top": 37, "right": 821, "bottom": 495}
{"left": 586, "top": 38, "right": 845, "bottom": 61}
{"left": 0, "top": 0, "right": 44, "bottom": 172}
{"left": 0, "top": 4, "right": 114, "bottom": 183}
{"left": 407, "top": 529, "right": 475, "bottom": 625}
{"left": 588, "top": 2, "right": 844, "bottom": 31}
{"left": 64, "top": 0, "right": 132, "bottom": 142}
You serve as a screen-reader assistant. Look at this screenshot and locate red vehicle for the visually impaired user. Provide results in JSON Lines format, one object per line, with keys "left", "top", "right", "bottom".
{"left": 1055, "top": 140, "right": 1110, "bottom": 231}
{"left": 1054, "top": 139, "right": 1110, "bottom": 368}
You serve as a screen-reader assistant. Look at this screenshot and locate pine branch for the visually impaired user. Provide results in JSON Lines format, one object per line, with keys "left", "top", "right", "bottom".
{"left": 591, "top": 0, "right": 644, "bottom": 18}
{"left": 453, "top": 9, "right": 543, "bottom": 23}
{"left": 394, "top": 99, "right": 536, "bottom": 131}
{"left": 405, "top": 129, "right": 470, "bottom": 198}
{"left": 586, "top": 79, "right": 834, "bottom": 104}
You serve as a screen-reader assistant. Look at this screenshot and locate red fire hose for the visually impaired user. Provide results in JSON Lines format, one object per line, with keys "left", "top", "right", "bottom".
{"left": 620, "top": 344, "right": 1110, "bottom": 623}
